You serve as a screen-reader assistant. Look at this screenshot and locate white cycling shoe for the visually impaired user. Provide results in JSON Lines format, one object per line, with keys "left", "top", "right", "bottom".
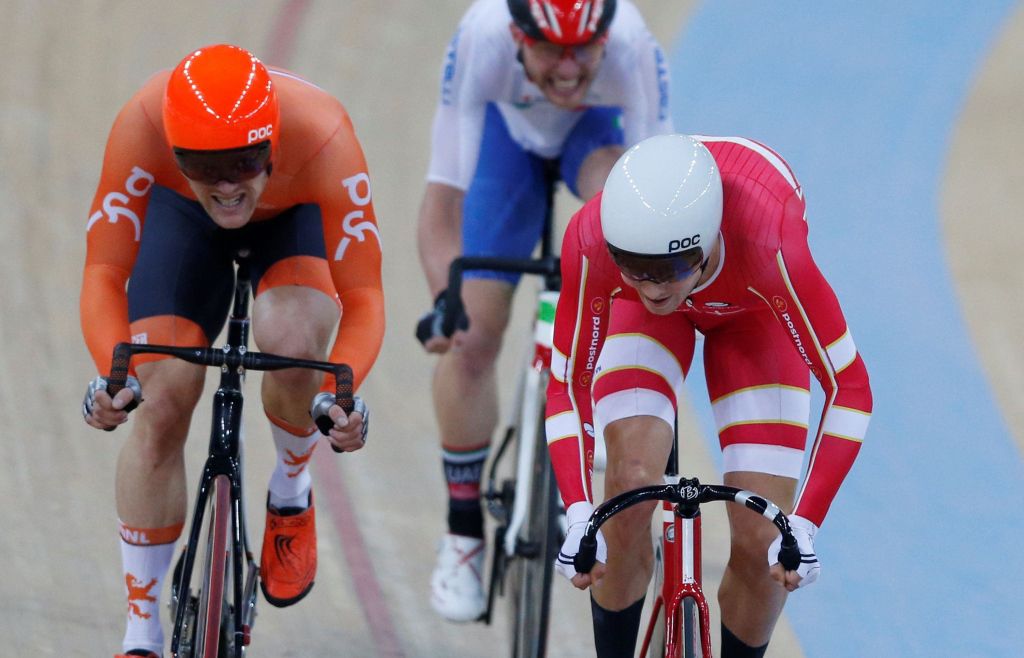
{"left": 430, "top": 533, "right": 486, "bottom": 622}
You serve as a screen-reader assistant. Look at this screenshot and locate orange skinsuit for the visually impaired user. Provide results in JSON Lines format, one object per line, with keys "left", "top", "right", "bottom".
{"left": 81, "top": 69, "right": 384, "bottom": 390}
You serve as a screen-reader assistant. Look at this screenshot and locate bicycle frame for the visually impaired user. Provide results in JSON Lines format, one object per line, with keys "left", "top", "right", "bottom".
{"left": 170, "top": 263, "right": 255, "bottom": 658}
{"left": 106, "top": 258, "right": 354, "bottom": 658}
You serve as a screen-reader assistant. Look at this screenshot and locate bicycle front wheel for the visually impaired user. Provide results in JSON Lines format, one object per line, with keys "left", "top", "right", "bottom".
{"left": 679, "top": 597, "right": 703, "bottom": 658}
{"left": 195, "top": 474, "right": 231, "bottom": 658}
{"left": 507, "top": 396, "right": 560, "bottom": 657}
{"left": 650, "top": 599, "right": 702, "bottom": 658}
{"left": 646, "top": 541, "right": 667, "bottom": 658}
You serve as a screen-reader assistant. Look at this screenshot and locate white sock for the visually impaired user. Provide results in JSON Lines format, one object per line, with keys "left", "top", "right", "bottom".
{"left": 267, "top": 423, "right": 318, "bottom": 509}
{"left": 119, "top": 523, "right": 179, "bottom": 655}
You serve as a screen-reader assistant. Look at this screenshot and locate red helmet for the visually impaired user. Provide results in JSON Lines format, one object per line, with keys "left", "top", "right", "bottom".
{"left": 162, "top": 44, "right": 279, "bottom": 155}
{"left": 508, "top": 0, "right": 616, "bottom": 46}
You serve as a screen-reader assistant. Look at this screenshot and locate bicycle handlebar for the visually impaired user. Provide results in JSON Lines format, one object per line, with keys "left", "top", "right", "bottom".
{"left": 106, "top": 342, "right": 355, "bottom": 439}
{"left": 572, "top": 478, "right": 801, "bottom": 574}
{"left": 439, "top": 254, "right": 561, "bottom": 337}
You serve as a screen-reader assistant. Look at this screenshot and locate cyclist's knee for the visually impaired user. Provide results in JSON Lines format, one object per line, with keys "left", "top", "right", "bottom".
{"left": 447, "top": 324, "right": 504, "bottom": 378}
{"left": 726, "top": 522, "right": 776, "bottom": 579}
{"left": 135, "top": 359, "right": 204, "bottom": 432}
{"left": 603, "top": 415, "right": 673, "bottom": 492}
{"left": 602, "top": 464, "right": 661, "bottom": 548}
{"left": 602, "top": 499, "right": 656, "bottom": 553}
{"left": 604, "top": 459, "right": 662, "bottom": 497}
{"left": 254, "top": 316, "right": 332, "bottom": 362}
{"left": 453, "top": 279, "right": 513, "bottom": 363}
{"left": 128, "top": 380, "right": 200, "bottom": 461}
{"left": 253, "top": 286, "right": 337, "bottom": 358}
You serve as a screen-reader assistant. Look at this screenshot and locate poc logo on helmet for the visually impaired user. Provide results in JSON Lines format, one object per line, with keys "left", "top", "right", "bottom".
{"left": 247, "top": 125, "right": 273, "bottom": 144}
{"left": 668, "top": 234, "right": 700, "bottom": 252}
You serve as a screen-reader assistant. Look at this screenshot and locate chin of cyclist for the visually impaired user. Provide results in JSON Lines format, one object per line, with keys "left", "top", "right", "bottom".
{"left": 414, "top": 0, "right": 673, "bottom": 623}
{"left": 546, "top": 134, "right": 873, "bottom": 657}
{"left": 80, "top": 44, "right": 384, "bottom": 658}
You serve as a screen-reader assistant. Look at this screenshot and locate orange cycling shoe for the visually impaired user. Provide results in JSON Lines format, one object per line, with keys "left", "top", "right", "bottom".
{"left": 260, "top": 492, "right": 317, "bottom": 607}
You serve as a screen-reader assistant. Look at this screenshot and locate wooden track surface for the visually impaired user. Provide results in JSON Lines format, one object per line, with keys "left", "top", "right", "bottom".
{"left": 3, "top": 1, "right": 1017, "bottom": 656}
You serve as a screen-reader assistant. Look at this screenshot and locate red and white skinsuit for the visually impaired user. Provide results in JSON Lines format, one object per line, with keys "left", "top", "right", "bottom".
{"left": 545, "top": 135, "right": 872, "bottom": 528}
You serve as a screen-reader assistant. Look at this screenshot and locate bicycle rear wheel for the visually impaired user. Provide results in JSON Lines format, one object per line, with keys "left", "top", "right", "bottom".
{"left": 194, "top": 474, "right": 231, "bottom": 658}
{"left": 507, "top": 387, "right": 560, "bottom": 657}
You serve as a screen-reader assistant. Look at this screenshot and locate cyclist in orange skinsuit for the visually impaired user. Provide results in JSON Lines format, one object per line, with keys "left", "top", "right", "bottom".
{"left": 79, "top": 44, "right": 384, "bottom": 658}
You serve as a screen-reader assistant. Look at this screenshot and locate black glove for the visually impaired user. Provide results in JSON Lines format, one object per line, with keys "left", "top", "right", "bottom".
{"left": 415, "top": 289, "right": 469, "bottom": 347}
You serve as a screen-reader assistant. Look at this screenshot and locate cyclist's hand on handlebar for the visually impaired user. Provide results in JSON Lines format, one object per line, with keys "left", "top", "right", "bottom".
{"left": 82, "top": 375, "right": 142, "bottom": 431}
{"left": 311, "top": 392, "right": 369, "bottom": 452}
{"left": 555, "top": 501, "right": 608, "bottom": 589}
{"left": 768, "top": 514, "right": 820, "bottom": 592}
{"left": 415, "top": 289, "right": 469, "bottom": 353}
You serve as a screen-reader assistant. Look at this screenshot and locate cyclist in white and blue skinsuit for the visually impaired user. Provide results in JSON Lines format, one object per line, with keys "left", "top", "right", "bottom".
{"left": 414, "top": 0, "right": 672, "bottom": 629}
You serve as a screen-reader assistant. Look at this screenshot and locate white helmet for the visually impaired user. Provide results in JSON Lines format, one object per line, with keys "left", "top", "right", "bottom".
{"left": 601, "top": 134, "right": 722, "bottom": 282}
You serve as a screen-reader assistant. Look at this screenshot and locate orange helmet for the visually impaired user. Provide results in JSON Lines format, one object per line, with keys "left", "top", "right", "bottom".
{"left": 162, "top": 44, "right": 279, "bottom": 155}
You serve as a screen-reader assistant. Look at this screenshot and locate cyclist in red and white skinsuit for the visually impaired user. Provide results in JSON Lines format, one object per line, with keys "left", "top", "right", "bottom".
{"left": 80, "top": 44, "right": 383, "bottom": 658}
{"left": 546, "top": 134, "right": 872, "bottom": 658}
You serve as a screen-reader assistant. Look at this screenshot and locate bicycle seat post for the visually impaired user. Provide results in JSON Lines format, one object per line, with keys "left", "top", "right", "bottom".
{"left": 539, "top": 161, "right": 561, "bottom": 292}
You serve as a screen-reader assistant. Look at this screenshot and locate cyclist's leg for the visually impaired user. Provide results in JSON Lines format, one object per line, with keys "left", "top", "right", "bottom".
{"left": 118, "top": 185, "right": 236, "bottom": 654}
{"left": 429, "top": 103, "right": 550, "bottom": 621}
{"left": 702, "top": 311, "right": 810, "bottom": 656}
{"left": 246, "top": 203, "right": 340, "bottom": 607}
{"left": 559, "top": 106, "right": 625, "bottom": 202}
{"left": 718, "top": 471, "right": 796, "bottom": 656}
{"left": 250, "top": 204, "right": 339, "bottom": 429}
{"left": 588, "top": 298, "right": 695, "bottom": 654}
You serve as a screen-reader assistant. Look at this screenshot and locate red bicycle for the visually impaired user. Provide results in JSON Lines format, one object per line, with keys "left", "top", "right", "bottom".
{"left": 573, "top": 452, "right": 800, "bottom": 658}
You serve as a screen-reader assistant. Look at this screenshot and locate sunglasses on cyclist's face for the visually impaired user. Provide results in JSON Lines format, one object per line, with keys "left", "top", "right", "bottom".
{"left": 522, "top": 34, "right": 607, "bottom": 67}
{"left": 173, "top": 141, "right": 271, "bottom": 185}
{"left": 608, "top": 243, "right": 705, "bottom": 285}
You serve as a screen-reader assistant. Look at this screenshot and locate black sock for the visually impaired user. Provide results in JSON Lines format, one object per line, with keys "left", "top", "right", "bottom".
{"left": 442, "top": 443, "right": 489, "bottom": 538}
{"left": 591, "top": 595, "right": 645, "bottom": 658}
{"left": 447, "top": 498, "right": 484, "bottom": 538}
{"left": 721, "top": 623, "right": 769, "bottom": 658}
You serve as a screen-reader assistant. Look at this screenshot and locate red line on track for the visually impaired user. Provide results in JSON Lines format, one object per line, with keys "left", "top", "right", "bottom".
{"left": 264, "top": 5, "right": 405, "bottom": 655}
{"left": 313, "top": 447, "right": 406, "bottom": 657}
{"left": 264, "top": 0, "right": 312, "bottom": 67}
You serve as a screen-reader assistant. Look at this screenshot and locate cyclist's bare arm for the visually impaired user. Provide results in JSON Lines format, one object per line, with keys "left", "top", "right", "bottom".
{"left": 417, "top": 182, "right": 464, "bottom": 296}
{"left": 415, "top": 182, "right": 465, "bottom": 353}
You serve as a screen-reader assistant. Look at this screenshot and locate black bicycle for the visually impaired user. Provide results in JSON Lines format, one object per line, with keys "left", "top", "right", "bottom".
{"left": 435, "top": 166, "right": 564, "bottom": 658}
{"left": 106, "top": 255, "right": 354, "bottom": 658}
